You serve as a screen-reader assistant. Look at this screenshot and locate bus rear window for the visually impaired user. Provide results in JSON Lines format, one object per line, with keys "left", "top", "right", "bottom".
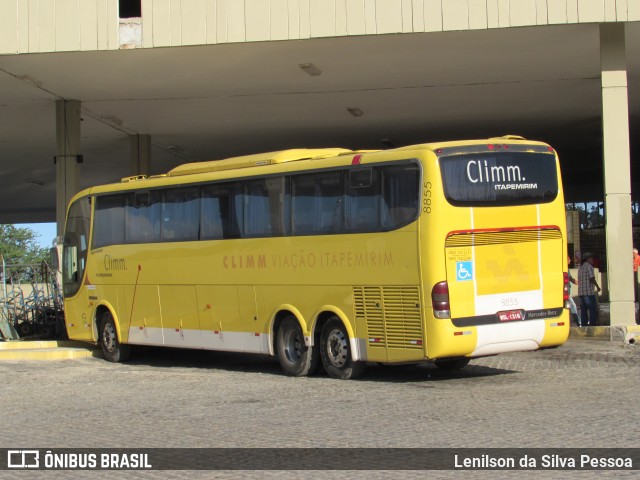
{"left": 440, "top": 152, "right": 558, "bottom": 206}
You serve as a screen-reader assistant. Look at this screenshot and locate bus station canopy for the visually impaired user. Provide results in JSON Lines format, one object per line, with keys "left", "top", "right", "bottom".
{"left": 0, "top": 22, "right": 638, "bottom": 223}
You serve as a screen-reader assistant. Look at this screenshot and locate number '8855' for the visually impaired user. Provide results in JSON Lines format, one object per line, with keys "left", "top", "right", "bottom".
{"left": 423, "top": 182, "right": 432, "bottom": 213}
{"left": 501, "top": 298, "right": 519, "bottom": 307}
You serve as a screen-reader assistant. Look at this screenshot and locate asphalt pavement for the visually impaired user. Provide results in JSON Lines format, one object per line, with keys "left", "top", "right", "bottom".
{"left": 0, "top": 338, "right": 638, "bottom": 479}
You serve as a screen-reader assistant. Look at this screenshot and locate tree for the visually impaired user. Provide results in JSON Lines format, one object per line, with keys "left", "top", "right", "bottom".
{"left": 0, "top": 225, "right": 49, "bottom": 267}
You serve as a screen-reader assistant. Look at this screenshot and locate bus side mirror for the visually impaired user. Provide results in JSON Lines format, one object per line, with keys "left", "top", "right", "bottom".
{"left": 50, "top": 236, "right": 64, "bottom": 271}
{"left": 50, "top": 247, "right": 60, "bottom": 271}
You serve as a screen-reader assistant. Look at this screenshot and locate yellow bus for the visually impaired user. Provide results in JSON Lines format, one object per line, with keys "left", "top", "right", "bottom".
{"left": 59, "top": 136, "right": 570, "bottom": 379}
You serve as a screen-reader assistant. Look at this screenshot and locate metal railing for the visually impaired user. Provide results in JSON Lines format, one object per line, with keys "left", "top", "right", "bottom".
{"left": 0, "top": 255, "right": 65, "bottom": 341}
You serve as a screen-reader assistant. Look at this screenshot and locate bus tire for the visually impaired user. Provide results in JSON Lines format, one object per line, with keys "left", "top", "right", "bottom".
{"left": 276, "top": 316, "right": 318, "bottom": 377}
{"left": 320, "top": 318, "right": 365, "bottom": 380}
{"left": 434, "top": 357, "right": 470, "bottom": 370}
{"left": 100, "top": 311, "right": 130, "bottom": 363}
{"left": 16, "top": 322, "right": 34, "bottom": 338}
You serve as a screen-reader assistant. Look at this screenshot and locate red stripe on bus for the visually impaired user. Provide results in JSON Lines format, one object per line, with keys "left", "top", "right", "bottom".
{"left": 447, "top": 225, "right": 559, "bottom": 237}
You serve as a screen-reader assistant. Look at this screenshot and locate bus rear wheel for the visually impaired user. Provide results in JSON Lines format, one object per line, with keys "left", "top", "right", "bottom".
{"left": 320, "top": 318, "right": 365, "bottom": 380}
{"left": 276, "top": 316, "right": 318, "bottom": 377}
{"left": 100, "top": 311, "right": 130, "bottom": 363}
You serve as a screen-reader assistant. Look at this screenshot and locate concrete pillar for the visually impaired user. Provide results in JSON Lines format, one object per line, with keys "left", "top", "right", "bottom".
{"left": 130, "top": 134, "right": 151, "bottom": 176}
{"left": 55, "top": 100, "right": 81, "bottom": 235}
{"left": 600, "top": 23, "right": 635, "bottom": 325}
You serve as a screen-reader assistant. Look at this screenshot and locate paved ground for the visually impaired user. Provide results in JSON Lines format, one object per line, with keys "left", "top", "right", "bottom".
{"left": 1, "top": 338, "right": 639, "bottom": 479}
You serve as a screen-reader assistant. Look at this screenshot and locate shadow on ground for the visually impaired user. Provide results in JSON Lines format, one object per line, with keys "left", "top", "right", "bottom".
{"left": 120, "top": 345, "right": 516, "bottom": 383}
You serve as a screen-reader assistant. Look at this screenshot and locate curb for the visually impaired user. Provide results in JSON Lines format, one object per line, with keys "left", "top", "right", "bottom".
{"left": 0, "top": 340, "right": 99, "bottom": 361}
{"left": 569, "top": 325, "right": 640, "bottom": 344}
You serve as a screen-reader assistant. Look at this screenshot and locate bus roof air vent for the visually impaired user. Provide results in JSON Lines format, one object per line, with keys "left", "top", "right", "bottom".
{"left": 491, "top": 135, "right": 526, "bottom": 141}
{"left": 121, "top": 175, "right": 148, "bottom": 183}
{"left": 168, "top": 149, "right": 354, "bottom": 176}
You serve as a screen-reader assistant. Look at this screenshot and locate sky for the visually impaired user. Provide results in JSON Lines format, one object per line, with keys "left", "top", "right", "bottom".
{"left": 15, "top": 222, "right": 59, "bottom": 249}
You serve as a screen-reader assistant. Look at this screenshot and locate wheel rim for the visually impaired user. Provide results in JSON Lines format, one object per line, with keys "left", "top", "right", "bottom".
{"left": 103, "top": 322, "right": 117, "bottom": 353}
{"left": 17, "top": 323, "right": 33, "bottom": 336}
{"left": 325, "top": 328, "right": 348, "bottom": 368}
{"left": 282, "top": 328, "right": 304, "bottom": 365}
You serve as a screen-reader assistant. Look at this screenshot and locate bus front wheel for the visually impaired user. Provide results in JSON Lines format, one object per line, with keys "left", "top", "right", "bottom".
{"left": 100, "top": 312, "right": 130, "bottom": 363}
{"left": 276, "top": 316, "right": 318, "bottom": 377}
{"left": 320, "top": 318, "right": 365, "bottom": 380}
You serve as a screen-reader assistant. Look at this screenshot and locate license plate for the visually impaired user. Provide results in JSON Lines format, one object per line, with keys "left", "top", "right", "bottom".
{"left": 497, "top": 310, "right": 524, "bottom": 322}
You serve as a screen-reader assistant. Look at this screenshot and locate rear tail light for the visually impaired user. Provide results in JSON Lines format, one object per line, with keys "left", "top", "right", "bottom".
{"left": 563, "top": 272, "right": 570, "bottom": 307}
{"left": 432, "top": 281, "right": 451, "bottom": 319}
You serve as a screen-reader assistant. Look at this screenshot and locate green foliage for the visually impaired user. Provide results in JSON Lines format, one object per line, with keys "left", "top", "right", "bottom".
{"left": 0, "top": 225, "right": 49, "bottom": 267}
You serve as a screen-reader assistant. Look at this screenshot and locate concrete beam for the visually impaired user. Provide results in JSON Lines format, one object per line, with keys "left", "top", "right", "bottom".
{"left": 599, "top": 23, "right": 635, "bottom": 325}
{"left": 55, "top": 100, "right": 81, "bottom": 235}
{"left": 130, "top": 134, "right": 151, "bottom": 176}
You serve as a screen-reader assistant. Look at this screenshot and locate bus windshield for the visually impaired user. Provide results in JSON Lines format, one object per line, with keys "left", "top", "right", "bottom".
{"left": 440, "top": 152, "right": 558, "bottom": 206}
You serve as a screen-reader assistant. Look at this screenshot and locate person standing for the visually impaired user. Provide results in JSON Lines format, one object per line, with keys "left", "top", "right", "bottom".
{"left": 578, "top": 252, "right": 601, "bottom": 327}
{"left": 567, "top": 255, "right": 580, "bottom": 326}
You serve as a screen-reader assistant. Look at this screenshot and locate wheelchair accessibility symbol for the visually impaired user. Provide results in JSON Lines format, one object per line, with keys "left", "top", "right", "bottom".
{"left": 456, "top": 261, "right": 473, "bottom": 281}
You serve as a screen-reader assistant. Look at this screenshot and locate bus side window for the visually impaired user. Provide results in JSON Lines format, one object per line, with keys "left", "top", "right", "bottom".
{"left": 244, "top": 180, "right": 271, "bottom": 237}
{"left": 267, "top": 176, "right": 289, "bottom": 236}
{"left": 318, "top": 173, "right": 343, "bottom": 233}
{"left": 202, "top": 183, "right": 242, "bottom": 240}
{"left": 93, "top": 194, "right": 127, "bottom": 248}
{"left": 244, "top": 177, "right": 286, "bottom": 237}
{"left": 292, "top": 171, "right": 342, "bottom": 235}
{"left": 292, "top": 175, "right": 316, "bottom": 235}
{"left": 201, "top": 193, "right": 225, "bottom": 240}
{"left": 162, "top": 187, "right": 199, "bottom": 241}
{"left": 346, "top": 168, "right": 379, "bottom": 232}
{"left": 381, "top": 164, "right": 420, "bottom": 229}
{"left": 126, "top": 191, "right": 161, "bottom": 243}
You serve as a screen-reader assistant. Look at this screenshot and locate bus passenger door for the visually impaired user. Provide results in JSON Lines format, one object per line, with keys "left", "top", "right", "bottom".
{"left": 61, "top": 198, "right": 92, "bottom": 341}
